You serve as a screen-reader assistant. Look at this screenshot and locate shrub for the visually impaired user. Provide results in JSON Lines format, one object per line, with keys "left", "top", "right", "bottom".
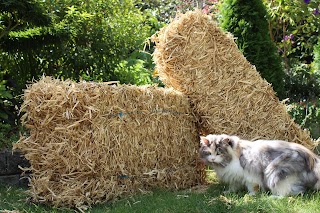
{"left": 284, "top": 62, "right": 320, "bottom": 101}
{"left": 0, "top": 79, "right": 13, "bottom": 122}
{"left": 287, "top": 99, "right": 320, "bottom": 140}
{"left": 313, "top": 37, "right": 320, "bottom": 72}
{"left": 264, "top": 0, "right": 320, "bottom": 67}
{"left": 114, "top": 51, "right": 154, "bottom": 85}
{"left": 0, "top": 123, "right": 20, "bottom": 149}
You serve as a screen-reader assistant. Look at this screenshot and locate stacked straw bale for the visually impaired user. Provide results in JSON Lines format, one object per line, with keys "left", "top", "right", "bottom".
{"left": 152, "top": 10, "right": 316, "bottom": 150}
{"left": 14, "top": 77, "right": 203, "bottom": 209}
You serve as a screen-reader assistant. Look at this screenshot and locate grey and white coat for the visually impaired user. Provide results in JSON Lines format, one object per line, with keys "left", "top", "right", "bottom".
{"left": 199, "top": 134, "right": 320, "bottom": 196}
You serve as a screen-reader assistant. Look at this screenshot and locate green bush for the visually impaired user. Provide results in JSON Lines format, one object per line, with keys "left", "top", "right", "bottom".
{"left": 1, "top": 0, "right": 152, "bottom": 86}
{"left": 263, "top": 0, "right": 320, "bottom": 67}
{"left": 0, "top": 79, "right": 13, "bottom": 121}
{"left": 284, "top": 62, "right": 320, "bottom": 101}
{"left": 219, "top": 0, "right": 285, "bottom": 99}
{"left": 287, "top": 99, "right": 320, "bottom": 140}
{"left": 0, "top": 123, "right": 20, "bottom": 149}
{"left": 313, "top": 37, "right": 320, "bottom": 72}
{"left": 114, "top": 51, "right": 154, "bottom": 85}
{"left": 0, "top": 77, "right": 22, "bottom": 149}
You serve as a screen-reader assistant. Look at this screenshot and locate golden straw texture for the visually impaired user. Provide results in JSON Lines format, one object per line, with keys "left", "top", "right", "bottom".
{"left": 152, "top": 10, "right": 315, "bottom": 150}
{"left": 14, "top": 77, "right": 203, "bottom": 210}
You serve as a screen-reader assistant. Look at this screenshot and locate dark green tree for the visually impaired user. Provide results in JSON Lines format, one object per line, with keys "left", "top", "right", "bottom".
{"left": 1, "top": 0, "right": 152, "bottom": 87}
{"left": 0, "top": 0, "right": 51, "bottom": 40}
{"left": 0, "top": 0, "right": 51, "bottom": 126}
{"left": 219, "top": 0, "right": 285, "bottom": 99}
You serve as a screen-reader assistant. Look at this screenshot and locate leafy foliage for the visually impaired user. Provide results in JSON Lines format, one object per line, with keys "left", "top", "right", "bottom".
{"left": 0, "top": 77, "right": 21, "bottom": 149}
{"left": 219, "top": 0, "right": 285, "bottom": 99}
{"left": 284, "top": 62, "right": 320, "bottom": 101}
{"left": 263, "top": 0, "right": 320, "bottom": 67}
{"left": 0, "top": 123, "right": 20, "bottom": 149}
{"left": 114, "top": 51, "right": 154, "bottom": 85}
{"left": 0, "top": 0, "right": 51, "bottom": 39}
{"left": 1, "top": 0, "right": 152, "bottom": 85}
{"left": 262, "top": 0, "right": 320, "bottom": 102}
{"left": 287, "top": 99, "right": 320, "bottom": 140}
{"left": 137, "top": 0, "right": 179, "bottom": 24}
{"left": 313, "top": 37, "right": 320, "bottom": 72}
{"left": 0, "top": 79, "right": 13, "bottom": 121}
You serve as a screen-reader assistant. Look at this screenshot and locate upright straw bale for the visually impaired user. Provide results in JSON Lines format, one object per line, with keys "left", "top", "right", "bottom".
{"left": 152, "top": 10, "right": 315, "bottom": 149}
{"left": 14, "top": 77, "right": 203, "bottom": 209}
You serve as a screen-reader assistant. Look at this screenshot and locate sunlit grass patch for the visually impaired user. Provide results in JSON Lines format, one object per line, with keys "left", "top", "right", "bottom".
{"left": 2, "top": 172, "right": 320, "bottom": 213}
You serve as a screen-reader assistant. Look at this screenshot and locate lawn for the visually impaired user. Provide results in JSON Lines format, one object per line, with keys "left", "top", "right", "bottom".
{"left": 1, "top": 172, "right": 320, "bottom": 213}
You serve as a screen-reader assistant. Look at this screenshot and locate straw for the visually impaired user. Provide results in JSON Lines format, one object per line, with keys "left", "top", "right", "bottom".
{"left": 14, "top": 76, "right": 204, "bottom": 209}
{"left": 152, "top": 10, "right": 315, "bottom": 150}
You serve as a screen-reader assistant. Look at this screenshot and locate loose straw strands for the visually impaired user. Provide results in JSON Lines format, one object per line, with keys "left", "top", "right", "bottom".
{"left": 152, "top": 10, "right": 316, "bottom": 150}
{"left": 14, "top": 77, "right": 203, "bottom": 210}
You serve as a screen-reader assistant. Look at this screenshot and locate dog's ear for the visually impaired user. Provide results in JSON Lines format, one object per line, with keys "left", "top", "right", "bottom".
{"left": 200, "top": 136, "right": 210, "bottom": 146}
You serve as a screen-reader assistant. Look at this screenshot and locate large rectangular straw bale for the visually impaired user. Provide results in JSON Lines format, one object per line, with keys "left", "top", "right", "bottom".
{"left": 152, "top": 10, "right": 316, "bottom": 150}
{"left": 14, "top": 77, "right": 203, "bottom": 210}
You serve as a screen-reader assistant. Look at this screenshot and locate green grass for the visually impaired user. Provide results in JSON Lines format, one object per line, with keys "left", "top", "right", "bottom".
{"left": 2, "top": 173, "right": 320, "bottom": 213}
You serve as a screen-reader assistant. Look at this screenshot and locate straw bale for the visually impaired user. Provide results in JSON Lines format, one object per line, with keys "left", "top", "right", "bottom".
{"left": 152, "top": 10, "right": 316, "bottom": 150}
{"left": 14, "top": 77, "right": 203, "bottom": 209}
